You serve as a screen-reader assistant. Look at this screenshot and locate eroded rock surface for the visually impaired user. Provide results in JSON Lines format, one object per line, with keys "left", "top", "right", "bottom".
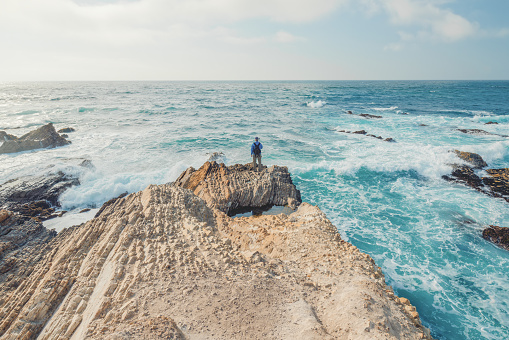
{"left": 0, "top": 163, "right": 432, "bottom": 339}
{"left": 482, "top": 225, "right": 509, "bottom": 251}
{"left": 0, "top": 172, "right": 79, "bottom": 220}
{"left": 0, "top": 123, "right": 70, "bottom": 155}
{"left": 174, "top": 161, "right": 302, "bottom": 214}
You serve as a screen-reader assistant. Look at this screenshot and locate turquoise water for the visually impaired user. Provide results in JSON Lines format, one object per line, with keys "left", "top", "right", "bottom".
{"left": 1, "top": 81, "right": 508, "bottom": 339}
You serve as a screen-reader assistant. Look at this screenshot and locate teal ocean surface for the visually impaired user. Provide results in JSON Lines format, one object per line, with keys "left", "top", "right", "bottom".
{"left": 1, "top": 81, "right": 508, "bottom": 339}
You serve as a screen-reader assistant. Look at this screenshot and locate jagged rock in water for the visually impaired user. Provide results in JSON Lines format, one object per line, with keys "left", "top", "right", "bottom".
{"left": 453, "top": 150, "right": 488, "bottom": 169}
{"left": 485, "top": 121, "right": 498, "bottom": 125}
{"left": 57, "top": 127, "right": 76, "bottom": 133}
{"left": 444, "top": 151, "right": 509, "bottom": 203}
{"left": 0, "top": 175, "right": 432, "bottom": 339}
{"left": 338, "top": 130, "right": 394, "bottom": 142}
{"left": 0, "top": 123, "right": 71, "bottom": 155}
{"left": 483, "top": 169, "right": 509, "bottom": 198}
{"left": 0, "top": 172, "right": 80, "bottom": 219}
{"left": 456, "top": 128, "right": 508, "bottom": 138}
{"left": 0, "top": 131, "right": 17, "bottom": 142}
{"left": 174, "top": 161, "right": 302, "bottom": 213}
{"left": 482, "top": 225, "right": 509, "bottom": 251}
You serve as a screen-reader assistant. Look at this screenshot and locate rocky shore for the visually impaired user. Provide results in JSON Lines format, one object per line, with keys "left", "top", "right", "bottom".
{"left": 0, "top": 123, "right": 71, "bottom": 155}
{"left": 0, "top": 161, "right": 432, "bottom": 339}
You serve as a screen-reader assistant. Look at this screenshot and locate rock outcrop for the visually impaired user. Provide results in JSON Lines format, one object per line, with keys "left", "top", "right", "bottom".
{"left": 174, "top": 161, "right": 302, "bottom": 214}
{"left": 482, "top": 225, "right": 509, "bottom": 251}
{"left": 456, "top": 128, "right": 508, "bottom": 138}
{"left": 0, "top": 123, "right": 70, "bottom": 155}
{"left": 443, "top": 151, "right": 509, "bottom": 203}
{"left": 57, "top": 127, "right": 75, "bottom": 134}
{"left": 0, "top": 163, "right": 432, "bottom": 339}
{"left": 453, "top": 150, "right": 488, "bottom": 169}
{"left": 347, "top": 111, "right": 383, "bottom": 119}
{"left": 0, "top": 172, "right": 79, "bottom": 221}
{"left": 337, "top": 129, "right": 396, "bottom": 142}
{"left": 0, "top": 132, "right": 17, "bottom": 142}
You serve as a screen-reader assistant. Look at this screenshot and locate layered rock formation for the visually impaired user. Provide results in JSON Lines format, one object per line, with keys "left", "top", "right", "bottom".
{"left": 0, "top": 123, "right": 70, "bottom": 155}
{"left": 0, "top": 163, "right": 432, "bottom": 339}
{"left": 0, "top": 172, "right": 79, "bottom": 221}
{"left": 174, "top": 161, "right": 302, "bottom": 214}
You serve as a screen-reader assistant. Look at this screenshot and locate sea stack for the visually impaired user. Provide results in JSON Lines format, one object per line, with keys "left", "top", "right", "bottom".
{"left": 0, "top": 162, "right": 432, "bottom": 339}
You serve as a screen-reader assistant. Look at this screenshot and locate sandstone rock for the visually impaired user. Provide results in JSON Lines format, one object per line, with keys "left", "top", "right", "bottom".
{"left": 453, "top": 150, "right": 488, "bottom": 169}
{"left": 0, "top": 123, "right": 71, "bottom": 155}
{"left": 0, "top": 209, "right": 12, "bottom": 223}
{"left": 57, "top": 127, "right": 76, "bottom": 133}
{"left": 0, "top": 162, "right": 432, "bottom": 340}
{"left": 482, "top": 225, "right": 509, "bottom": 251}
{"left": 174, "top": 161, "right": 302, "bottom": 214}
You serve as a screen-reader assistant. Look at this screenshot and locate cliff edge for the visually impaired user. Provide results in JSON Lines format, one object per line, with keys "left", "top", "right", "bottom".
{"left": 0, "top": 162, "right": 432, "bottom": 339}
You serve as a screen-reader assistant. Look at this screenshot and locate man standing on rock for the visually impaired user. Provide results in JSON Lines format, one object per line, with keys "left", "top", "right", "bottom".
{"left": 251, "top": 137, "right": 263, "bottom": 172}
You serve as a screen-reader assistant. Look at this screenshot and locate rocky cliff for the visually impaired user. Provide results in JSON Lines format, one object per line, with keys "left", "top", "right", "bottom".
{"left": 0, "top": 163, "right": 432, "bottom": 340}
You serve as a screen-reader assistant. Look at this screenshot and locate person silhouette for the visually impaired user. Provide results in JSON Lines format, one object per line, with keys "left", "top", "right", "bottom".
{"left": 251, "top": 137, "right": 263, "bottom": 172}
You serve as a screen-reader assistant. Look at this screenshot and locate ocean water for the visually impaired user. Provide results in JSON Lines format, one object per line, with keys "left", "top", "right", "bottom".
{"left": 1, "top": 81, "right": 508, "bottom": 339}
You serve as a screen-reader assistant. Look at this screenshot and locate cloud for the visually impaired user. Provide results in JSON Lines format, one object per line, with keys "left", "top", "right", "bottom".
{"left": 274, "top": 31, "right": 307, "bottom": 43}
{"left": 375, "top": 0, "right": 479, "bottom": 42}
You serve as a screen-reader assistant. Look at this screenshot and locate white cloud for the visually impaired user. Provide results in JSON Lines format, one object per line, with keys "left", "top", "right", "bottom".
{"left": 378, "top": 0, "right": 479, "bottom": 42}
{"left": 274, "top": 31, "right": 307, "bottom": 43}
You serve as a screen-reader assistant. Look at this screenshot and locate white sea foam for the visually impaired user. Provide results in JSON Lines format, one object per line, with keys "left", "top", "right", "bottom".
{"left": 373, "top": 106, "right": 398, "bottom": 111}
{"left": 306, "top": 100, "right": 326, "bottom": 108}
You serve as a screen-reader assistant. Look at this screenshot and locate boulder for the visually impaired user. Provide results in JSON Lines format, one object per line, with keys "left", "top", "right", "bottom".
{"left": 0, "top": 123, "right": 71, "bottom": 155}
{"left": 454, "top": 150, "right": 488, "bottom": 169}
{"left": 482, "top": 225, "right": 509, "bottom": 251}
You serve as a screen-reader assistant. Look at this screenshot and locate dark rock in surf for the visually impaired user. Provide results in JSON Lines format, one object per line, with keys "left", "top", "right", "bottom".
{"left": 384, "top": 138, "right": 395, "bottom": 142}
{"left": 485, "top": 121, "right": 498, "bottom": 125}
{"left": 352, "top": 130, "right": 367, "bottom": 135}
{"left": 444, "top": 150, "right": 509, "bottom": 203}
{"left": 0, "top": 172, "right": 79, "bottom": 220}
{"left": 359, "top": 113, "right": 382, "bottom": 119}
{"left": 57, "top": 127, "right": 75, "bottom": 133}
{"left": 482, "top": 225, "right": 509, "bottom": 251}
{"left": 0, "top": 123, "right": 71, "bottom": 155}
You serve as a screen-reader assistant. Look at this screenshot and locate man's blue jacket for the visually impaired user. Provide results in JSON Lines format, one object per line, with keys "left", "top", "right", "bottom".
{"left": 251, "top": 141, "right": 263, "bottom": 156}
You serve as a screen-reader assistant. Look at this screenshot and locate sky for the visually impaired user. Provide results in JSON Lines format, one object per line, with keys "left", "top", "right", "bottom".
{"left": 0, "top": 0, "right": 508, "bottom": 81}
